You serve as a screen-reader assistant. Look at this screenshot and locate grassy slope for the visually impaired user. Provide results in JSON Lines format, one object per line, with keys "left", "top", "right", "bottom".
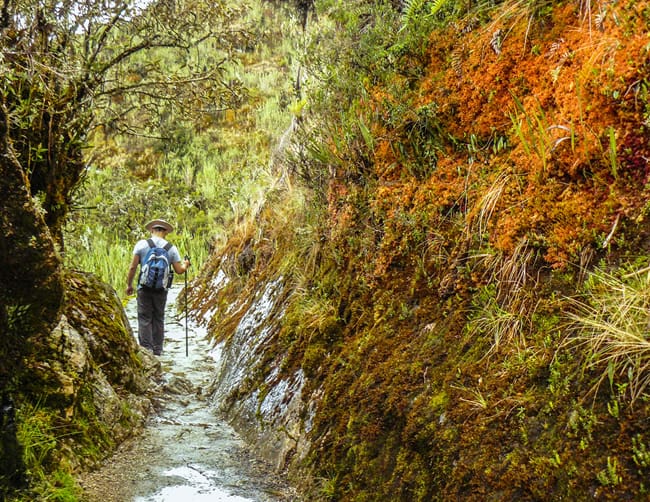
{"left": 195, "top": 0, "right": 650, "bottom": 499}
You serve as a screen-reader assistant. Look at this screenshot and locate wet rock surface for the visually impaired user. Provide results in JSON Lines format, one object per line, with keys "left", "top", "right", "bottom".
{"left": 78, "top": 286, "right": 296, "bottom": 501}
{"left": 207, "top": 277, "right": 311, "bottom": 473}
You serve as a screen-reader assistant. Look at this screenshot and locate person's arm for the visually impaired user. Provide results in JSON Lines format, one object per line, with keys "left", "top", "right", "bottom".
{"left": 172, "top": 257, "right": 190, "bottom": 274}
{"left": 126, "top": 254, "right": 140, "bottom": 296}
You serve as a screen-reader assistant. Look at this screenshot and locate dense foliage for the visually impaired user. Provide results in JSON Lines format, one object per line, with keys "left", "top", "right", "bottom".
{"left": 4, "top": 0, "right": 650, "bottom": 498}
{"left": 64, "top": 0, "right": 301, "bottom": 295}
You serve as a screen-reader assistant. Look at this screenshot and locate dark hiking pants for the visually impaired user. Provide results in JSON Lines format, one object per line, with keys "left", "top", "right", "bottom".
{"left": 137, "top": 287, "right": 168, "bottom": 355}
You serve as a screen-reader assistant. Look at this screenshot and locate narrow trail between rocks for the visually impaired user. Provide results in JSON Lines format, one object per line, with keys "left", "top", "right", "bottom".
{"left": 79, "top": 285, "right": 295, "bottom": 502}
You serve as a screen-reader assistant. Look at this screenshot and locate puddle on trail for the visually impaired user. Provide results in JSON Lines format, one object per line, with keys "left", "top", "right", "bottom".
{"left": 107, "top": 285, "right": 294, "bottom": 502}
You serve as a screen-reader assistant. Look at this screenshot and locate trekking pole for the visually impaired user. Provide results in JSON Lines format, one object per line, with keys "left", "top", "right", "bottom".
{"left": 184, "top": 255, "right": 189, "bottom": 357}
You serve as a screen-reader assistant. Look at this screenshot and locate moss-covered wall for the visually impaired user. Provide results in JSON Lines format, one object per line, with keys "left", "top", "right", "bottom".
{"left": 189, "top": 0, "right": 650, "bottom": 499}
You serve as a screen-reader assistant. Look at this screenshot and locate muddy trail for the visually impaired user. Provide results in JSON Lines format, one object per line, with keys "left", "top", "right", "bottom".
{"left": 79, "top": 285, "right": 296, "bottom": 502}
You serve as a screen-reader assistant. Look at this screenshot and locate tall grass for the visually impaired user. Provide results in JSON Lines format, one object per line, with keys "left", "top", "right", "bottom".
{"left": 607, "top": 125, "right": 618, "bottom": 179}
{"left": 15, "top": 403, "right": 82, "bottom": 501}
{"left": 509, "top": 93, "right": 552, "bottom": 177}
{"left": 467, "top": 239, "right": 538, "bottom": 357}
{"left": 64, "top": 228, "right": 209, "bottom": 297}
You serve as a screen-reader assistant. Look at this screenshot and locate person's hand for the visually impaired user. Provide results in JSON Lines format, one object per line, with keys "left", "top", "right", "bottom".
{"left": 126, "top": 285, "right": 134, "bottom": 296}
{"left": 184, "top": 256, "right": 191, "bottom": 271}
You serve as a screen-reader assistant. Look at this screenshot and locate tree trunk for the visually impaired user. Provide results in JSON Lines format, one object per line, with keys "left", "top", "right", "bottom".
{"left": 0, "top": 100, "right": 64, "bottom": 493}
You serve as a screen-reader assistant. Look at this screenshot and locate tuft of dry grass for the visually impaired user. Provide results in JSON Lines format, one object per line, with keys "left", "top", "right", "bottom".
{"left": 467, "top": 237, "right": 540, "bottom": 357}
{"left": 566, "top": 267, "right": 650, "bottom": 403}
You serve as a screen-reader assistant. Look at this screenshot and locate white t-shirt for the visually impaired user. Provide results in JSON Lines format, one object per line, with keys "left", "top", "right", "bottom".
{"left": 133, "top": 237, "right": 182, "bottom": 275}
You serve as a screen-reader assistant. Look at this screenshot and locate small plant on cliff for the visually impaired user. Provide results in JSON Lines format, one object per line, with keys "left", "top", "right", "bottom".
{"left": 566, "top": 265, "right": 650, "bottom": 403}
{"left": 15, "top": 404, "right": 81, "bottom": 500}
{"left": 597, "top": 456, "right": 622, "bottom": 487}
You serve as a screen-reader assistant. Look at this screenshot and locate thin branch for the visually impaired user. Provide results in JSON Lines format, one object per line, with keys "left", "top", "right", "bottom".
{"left": 85, "top": 4, "right": 129, "bottom": 69}
{"left": 96, "top": 70, "right": 223, "bottom": 97}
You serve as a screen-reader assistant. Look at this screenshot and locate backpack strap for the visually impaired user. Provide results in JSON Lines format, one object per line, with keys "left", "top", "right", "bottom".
{"left": 162, "top": 242, "right": 174, "bottom": 287}
{"left": 164, "top": 243, "right": 173, "bottom": 276}
{"left": 147, "top": 239, "right": 172, "bottom": 252}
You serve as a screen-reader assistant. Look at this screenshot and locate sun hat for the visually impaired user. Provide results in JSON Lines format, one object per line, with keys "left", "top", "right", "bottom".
{"left": 145, "top": 219, "right": 174, "bottom": 233}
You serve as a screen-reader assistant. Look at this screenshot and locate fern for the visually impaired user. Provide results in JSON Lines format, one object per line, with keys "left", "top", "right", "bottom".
{"left": 401, "top": 0, "right": 451, "bottom": 31}
{"left": 401, "top": 0, "right": 427, "bottom": 29}
{"left": 429, "top": 0, "right": 451, "bottom": 17}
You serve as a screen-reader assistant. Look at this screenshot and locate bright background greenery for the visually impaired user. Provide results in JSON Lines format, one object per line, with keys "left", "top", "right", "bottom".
{"left": 64, "top": 0, "right": 302, "bottom": 297}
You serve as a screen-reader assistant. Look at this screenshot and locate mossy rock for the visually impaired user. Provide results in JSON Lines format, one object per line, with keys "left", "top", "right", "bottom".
{"left": 5, "top": 270, "right": 156, "bottom": 498}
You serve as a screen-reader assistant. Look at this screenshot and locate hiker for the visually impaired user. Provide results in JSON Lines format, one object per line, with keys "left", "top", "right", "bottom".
{"left": 126, "top": 219, "right": 190, "bottom": 355}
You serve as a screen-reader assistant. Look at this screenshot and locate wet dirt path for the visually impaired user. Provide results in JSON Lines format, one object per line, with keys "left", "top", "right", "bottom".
{"left": 79, "top": 285, "right": 295, "bottom": 502}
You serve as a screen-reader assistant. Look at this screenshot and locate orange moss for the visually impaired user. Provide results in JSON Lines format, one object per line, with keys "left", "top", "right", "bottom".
{"left": 384, "top": 0, "right": 649, "bottom": 266}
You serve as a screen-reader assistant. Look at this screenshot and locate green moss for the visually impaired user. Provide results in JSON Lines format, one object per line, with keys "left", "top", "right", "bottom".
{"left": 64, "top": 271, "right": 143, "bottom": 392}
{"left": 8, "top": 469, "right": 81, "bottom": 502}
{"left": 74, "top": 384, "right": 114, "bottom": 462}
{"left": 302, "top": 345, "right": 328, "bottom": 378}
{"left": 15, "top": 404, "right": 58, "bottom": 478}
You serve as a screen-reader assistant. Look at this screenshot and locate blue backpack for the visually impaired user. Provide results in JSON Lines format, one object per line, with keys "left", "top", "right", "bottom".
{"left": 139, "top": 239, "right": 173, "bottom": 290}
